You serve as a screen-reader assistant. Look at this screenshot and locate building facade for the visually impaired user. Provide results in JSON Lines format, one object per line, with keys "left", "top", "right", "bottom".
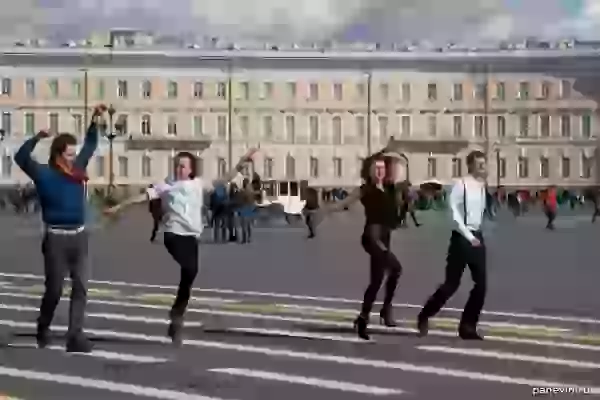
{"left": 0, "top": 45, "right": 598, "bottom": 189}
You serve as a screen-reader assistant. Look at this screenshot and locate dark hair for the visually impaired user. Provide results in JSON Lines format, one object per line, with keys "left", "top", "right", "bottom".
{"left": 49, "top": 133, "right": 77, "bottom": 167}
{"left": 360, "top": 153, "right": 397, "bottom": 184}
{"left": 466, "top": 150, "right": 486, "bottom": 172}
{"left": 174, "top": 151, "right": 198, "bottom": 179}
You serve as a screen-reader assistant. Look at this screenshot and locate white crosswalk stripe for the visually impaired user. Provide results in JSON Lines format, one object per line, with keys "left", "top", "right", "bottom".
{"left": 0, "top": 274, "right": 598, "bottom": 399}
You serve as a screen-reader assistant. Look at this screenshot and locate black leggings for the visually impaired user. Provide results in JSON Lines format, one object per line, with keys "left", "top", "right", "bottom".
{"left": 163, "top": 232, "right": 199, "bottom": 319}
{"left": 360, "top": 225, "right": 402, "bottom": 318}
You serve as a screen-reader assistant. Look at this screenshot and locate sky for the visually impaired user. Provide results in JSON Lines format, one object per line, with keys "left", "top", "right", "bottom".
{"left": 0, "top": 0, "right": 598, "bottom": 44}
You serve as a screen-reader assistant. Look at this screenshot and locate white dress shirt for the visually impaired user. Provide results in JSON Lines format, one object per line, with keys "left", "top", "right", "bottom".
{"left": 449, "top": 176, "right": 486, "bottom": 242}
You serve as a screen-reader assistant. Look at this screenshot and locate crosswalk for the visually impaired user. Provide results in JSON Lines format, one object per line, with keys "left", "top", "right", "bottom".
{"left": 0, "top": 271, "right": 598, "bottom": 399}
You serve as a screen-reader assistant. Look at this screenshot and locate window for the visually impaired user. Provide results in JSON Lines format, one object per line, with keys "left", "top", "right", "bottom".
{"left": 582, "top": 115, "right": 592, "bottom": 138}
{"left": 1, "top": 78, "right": 11, "bottom": 95}
{"left": 379, "top": 83, "right": 389, "bottom": 100}
{"left": 356, "top": 83, "right": 366, "bottom": 99}
{"left": 116, "top": 114, "right": 128, "bottom": 134}
{"left": 581, "top": 153, "right": 593, "bottom": 179}
{"left": 519, "top": 115, "right": 529, "bottom": 137}
{"left": 167, "top": 81, "right": 178, "bottom": 99}
{"left": 452, "top": 83, "right": 463, "bottom": 101}
{"left": 401, "top": 83, "right": 411, "bottom": 102}
{"left": 217, "top": 82, "right": 227, "bottom": 99}
{"left": 309, "top": 157, "right": 319, "bottom": 178}
{"left": 48, "top": 79, "right": 59, "bottom": 98}
{"left": 193, "top": 82, "right": 203, "bottom": 99}
{"left": 95, "top": 156, "right": 105, "bottom": 177}
{"left": 356, "top": 115, "right": 365, "bottom": 139}
{"left": 118, "top": 156, "right": 128, "bottom": 177}
{"left": 427, "top": 83, "right": 437, "bottom": 101}
{"left": 517, "top": 156, "right": 529, "bottom": 178}
{"left": 1, "top": 112, "right": 11, "bottom": 136}
{"left": 560, "top": 80, "right": 571, "bottom": 99}
{"left": 167, "top": 115, "right": 177, "bottom": 135}
{"left": 560, "top": 115, "right": 570, "bottom": 137}
{"left": 494, "top": 116, "right": 505, "bottom": 137}
{"left": 474, "top": 116, "right": 485, "bottom": 138}
{"left": 309, "top": 83, "right": 319, "bottom": 101}
{"left": 541, "top": 81, "right": 551, "bottom": 99}
{"left": 239, "top": 115, "right": 249, "bottom": 138}
{"left": 141, "top": 155, "right": 152, "bottom": 177}
{"left": 142, "top": 80, "right": 152, "bottom": 98}
{"left": 333, "top": 157, "right": 343, "bottom": 178}
{"left": 141, "top": 115, "right": 151, "bottom": 135}
{"left": 451, "top": 157, "right": 462, "bottom": 177}
{"left": 72, "top": 114, "right": 83, "bottom": 135}
{"left": 357, "top": 157, "right": 364, "bottom": 177}
{"left": 117, "top": 80, "right": 128, "bottom": 98}
{"left": 309, "top": 115, "right": 319, "bottom": 143}
{"left": 452, "top": 116, "right": 462, "bottom": 137}
{"left": 239, "top": 82, "right": 250, "bottom": 100}
{"left": 197, "top": 158, "right": 204, "bottom": 176}
{"left": 333, "top": 83, "right": 343, "bottom": 101}
{"left": 401, "top": 115, "right": 411, "bottom": 137}
{"left": 285, "top": 115, "right": 295, "bottom": 142}
{"left": 25, "top": 78, "right": 35, "bottom": 98}
{"left": 72, "top": 79, "right": 82, "bottom": 98}
{"left": 540, "top": 115, "right": 550, "bottom": 137}
{"left": 167, "top": 156, "right": 175, "bottom": 177}
{"left": 217, "top": 115, "right": 227, "bottom": 138}
{"left": 561, "top": 156, "right": 570, "bottom": 178}
{"left": 24, "top": 113, "right": 35, "bottom": 135}
{"left": 96, "top": 79, "right": 105, "bottom": 99}
{"left": 2, "top": 155, "right": 11, "bottom": 177}
{"left": 49, "top": 113, "right": 59, "bottom": 133}
{"left": 427, "top": 157, "right": 437, "bottom": 178}
{"left": 518, "top": 82, "right": 529, "bottom": 100}
{"left": 264, "top": 157, "right": 273, "bottom": 179}
{"left": 263, "top": 116, "right": 273, "bottom": 139}
{"left": 332, "top": 116, "right": 342, "bottom": 145}
{"left": 287, "top": 82, "right": 297, "bottom": 98}
{"left": 498, "top": 157, "right": 506, "bottom": 178}
{"left": 495, "top": 82, "right": 505, "bottom": 101}
{"left": 193, "top": 115, "right": 203, "bottom": 136}
{"left": 539, "top": 156, "right": 549, "bottom": 178}
{"left": 475, "top": 83, "right": 487, "bottom": 101}
{"left": 378, "top": 116, "right": 388, "bottom": 143}
{"left": 217, "top": 158, "right": 227, "bottom": 178}
{"left": 285, "top": 155, "right": 296, "bottom": 178}
{"left": 262, "top": 82, "right": 273, "bottom": 99}
{"left": 428, "top": 115, "right": 437, "bottom": 137}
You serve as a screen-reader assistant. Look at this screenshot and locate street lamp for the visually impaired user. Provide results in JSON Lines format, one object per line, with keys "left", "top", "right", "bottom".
{"left": 101, "top": 104, "right": 119, "bottom": 196}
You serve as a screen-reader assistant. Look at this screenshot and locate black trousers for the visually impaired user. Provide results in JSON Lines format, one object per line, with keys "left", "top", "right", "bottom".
{"left": 38, "top": 230, "right": 89, "bottom": 338}
{"left": 163, "top": 232, "right": 199, "bottom": 319}
{"left": 360, "top": 225, "right": 403, "bottom": 317}
{"left": 420, "top": 230, "right": 487, "bottom": 331}
{"left": 545, "top": 208, "right": 556, "bottom": 229}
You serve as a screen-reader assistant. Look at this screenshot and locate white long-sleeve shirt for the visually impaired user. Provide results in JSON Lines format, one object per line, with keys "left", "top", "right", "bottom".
{"left": 449, "top": 176, "right": 486, "bottom": 242}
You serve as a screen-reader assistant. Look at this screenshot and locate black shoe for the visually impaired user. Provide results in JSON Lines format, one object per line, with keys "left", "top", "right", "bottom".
{"left": 416, "top": 316, "right": 429, "bottom": 337}
{"left": 167, "top": 318, "right": 183, "bottom": 347}
{"left": 353, "top": 316, "right": 370, "bottom": 341}
{"left": 379, "top": 308, "right": 397, "bottom": 327}
{"left": 458, "top": 328, "right": 483, "bottom": 341}
{"left": 66, "top": 335, "right": 93, "bottom": 353}
{"left": 36, "top": 328, "right": 50, "bottom": 349}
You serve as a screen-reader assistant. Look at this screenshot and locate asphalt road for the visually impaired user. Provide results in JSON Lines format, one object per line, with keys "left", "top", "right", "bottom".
{"left": 0, "top": 207, "right": 598, "bottom": 400}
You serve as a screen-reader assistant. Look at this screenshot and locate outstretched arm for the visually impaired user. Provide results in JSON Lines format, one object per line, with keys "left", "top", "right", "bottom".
{"left": 74, "top": 105, "right": 106, "bottom": 169}
{"left": 14, "top": 131, "right": 48, "bottom": 180}
{"left": 216, "top": 149, "right": 258, "bottom": 184}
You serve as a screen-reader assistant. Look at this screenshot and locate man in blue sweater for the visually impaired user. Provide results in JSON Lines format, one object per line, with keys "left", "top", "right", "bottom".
{"left": 15, "top": 104, "right": 105, "bottom": 353}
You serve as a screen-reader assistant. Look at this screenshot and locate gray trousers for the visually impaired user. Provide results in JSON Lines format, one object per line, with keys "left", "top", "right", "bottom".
{"left": 38, "top": 231, "right": 89, "bottom": 338}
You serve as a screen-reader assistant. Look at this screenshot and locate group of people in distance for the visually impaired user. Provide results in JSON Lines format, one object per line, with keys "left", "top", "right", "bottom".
{"left": 13, "top": 103, "right": 489, "bottom": 352}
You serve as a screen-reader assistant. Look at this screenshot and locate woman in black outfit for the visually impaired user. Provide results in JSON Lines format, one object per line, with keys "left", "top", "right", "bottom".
{"left": 314, "top": 149, "right": 403, "bottom": 340}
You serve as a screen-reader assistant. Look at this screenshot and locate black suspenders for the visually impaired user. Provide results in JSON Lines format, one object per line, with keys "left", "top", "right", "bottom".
{"left": 463, "top": 180, "right": 468, "bottom": 226}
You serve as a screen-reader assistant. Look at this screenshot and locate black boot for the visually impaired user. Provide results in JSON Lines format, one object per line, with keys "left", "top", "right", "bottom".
{"left": 416, "top": 315, "right": 429, "bottom": 338}
{"left": 36, "top": 325, "right": 51, "bottom": 349}
{"left": 458, "top": 326, "right": 483, "bottom": 341}
{"left": 65, "top": 334, "right": 93, "bottom": 353}
{"left": 353, "top": 315, "right": 370, "bottom": 340}
{"left": 379, "top": 307, "right": 397, "bottom": 327}
{"left": 167, "top": 315, "right": 184, "bottom": 347}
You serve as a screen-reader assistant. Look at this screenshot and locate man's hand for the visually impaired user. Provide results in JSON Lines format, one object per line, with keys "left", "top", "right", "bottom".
{"left": 92, "top": 104, "right": 108, "bottom": 116}
{"left": 36, "top": 130, "right": 51, "bottom": 139}
{"left": 242, "top": 148, "right": 258, "bottom": 162}
{"left": 470, "top": 238, "right": 481, "bottom": 247}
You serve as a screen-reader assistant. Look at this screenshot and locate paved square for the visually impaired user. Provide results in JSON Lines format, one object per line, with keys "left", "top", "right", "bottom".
{"left": 0, "top": 208, "right": 598, "bottom": 399}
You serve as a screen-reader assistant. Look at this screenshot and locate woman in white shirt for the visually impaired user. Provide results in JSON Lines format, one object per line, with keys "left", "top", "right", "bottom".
{"left": 105, "top": 149, "right": 257, "bottom": 345}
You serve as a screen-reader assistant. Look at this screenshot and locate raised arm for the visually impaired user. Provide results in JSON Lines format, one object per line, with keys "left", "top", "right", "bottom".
{"left": 14, "top": 132, "right": 47, "bottom": 180}
{"left": 449, "top": 181, "right": 475, "bottom": 242}
{"left": 216, "top": 149, "right": 258, "bottom": 184}
{"left": 74, "top": 105, "right": 106, "bottom": 169}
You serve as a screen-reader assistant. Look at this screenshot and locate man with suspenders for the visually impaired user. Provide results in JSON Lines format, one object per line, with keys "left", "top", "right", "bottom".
{"left": 417, "top": 150, "right": 488, "bottom": 340}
